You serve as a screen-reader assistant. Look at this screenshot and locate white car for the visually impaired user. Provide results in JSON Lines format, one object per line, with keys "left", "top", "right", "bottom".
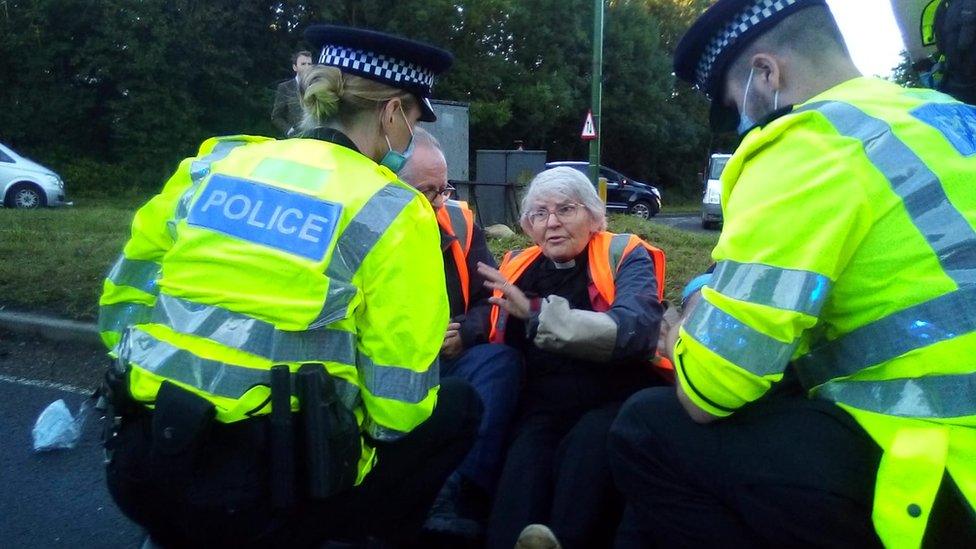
{"left": 1, "top": 143, "right": 69, "bottom": 208}
{"left": 701, "top": 153, "right": 730, "bottom": 230}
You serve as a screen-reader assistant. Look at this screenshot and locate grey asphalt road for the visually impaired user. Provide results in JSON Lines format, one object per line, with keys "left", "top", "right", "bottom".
{"left": 0, "top": 378, "right": 143, "bottom": 547}
{"left": 650, "top": 213, "right": 718, "bottom": 234}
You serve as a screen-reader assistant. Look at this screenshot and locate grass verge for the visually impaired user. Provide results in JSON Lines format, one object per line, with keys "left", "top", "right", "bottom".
{"left": 1, "top": 200, "right": 718, "bottom": 321}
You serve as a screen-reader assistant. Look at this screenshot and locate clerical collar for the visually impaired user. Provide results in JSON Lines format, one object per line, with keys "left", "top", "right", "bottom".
{"left": 552, "top": 259, "right": 576, "bottom": 269}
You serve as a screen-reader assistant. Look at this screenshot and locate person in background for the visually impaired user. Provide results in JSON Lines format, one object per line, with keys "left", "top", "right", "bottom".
{"left": 481, "top": 167, "right": 667, "bottom": 549}
{"left": 99, "top": 24, "right": 482, "bottom": 547}
{"left": 609, "top": 1, "right": 976, "bottom": 546}
{"left": 398, "top": 127, "right": 523, "bottom": 540}
{"left": 271, "top": 50, "right": 313, "bottom": 137}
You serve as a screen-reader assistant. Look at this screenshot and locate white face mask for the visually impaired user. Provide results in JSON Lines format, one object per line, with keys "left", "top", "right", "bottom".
{"left": 737, "top": 67, "right": 780, "bottom": 135}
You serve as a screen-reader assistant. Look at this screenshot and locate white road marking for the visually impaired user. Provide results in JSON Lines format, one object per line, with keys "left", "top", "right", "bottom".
{"left": 0, "top": 374, "right": 90, "bottom": 395}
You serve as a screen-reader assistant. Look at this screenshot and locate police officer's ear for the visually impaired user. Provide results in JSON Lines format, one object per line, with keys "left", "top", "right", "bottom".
{"left": 749, "top": 53, "right": 783, "bottom": 96}
{"left": 379, "top": 97, "right": 403, "bottom": 132}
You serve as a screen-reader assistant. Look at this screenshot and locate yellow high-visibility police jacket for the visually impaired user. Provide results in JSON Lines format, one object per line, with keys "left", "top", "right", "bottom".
{"left": 98, "top": 134, "right": 448, "bottom": 483}
{"left": 674, "top": 77, "right": 976, "bottom": 547}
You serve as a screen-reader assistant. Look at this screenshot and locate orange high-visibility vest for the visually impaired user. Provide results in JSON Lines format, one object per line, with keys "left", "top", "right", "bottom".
{"left": 436, "top": 200, "right": 475, "bottom": 311}
{"left": 489, "top": 232, "right": 666, "bottom": 340}
{"left": 488, "top": 231, "right": 671, "bottom": 375}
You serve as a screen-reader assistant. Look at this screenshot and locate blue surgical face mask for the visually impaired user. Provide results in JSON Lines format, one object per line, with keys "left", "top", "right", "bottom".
{"left": 737, "top": 67, "right": 780, "bottom": 136}
{"left": 737, "top": 67, "right": 758, "bottom": 135}
{"left": 380, "top": 106, "right": 415, "bottom": 174}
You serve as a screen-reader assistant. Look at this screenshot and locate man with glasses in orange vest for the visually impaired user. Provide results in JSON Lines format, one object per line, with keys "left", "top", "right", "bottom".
{"left": 399, "top": 128, "right": 522, "bottom": 540}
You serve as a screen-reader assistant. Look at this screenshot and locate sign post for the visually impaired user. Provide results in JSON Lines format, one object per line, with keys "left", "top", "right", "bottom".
{"left": 587, "top": 0, "right": 604, "bottom": 187}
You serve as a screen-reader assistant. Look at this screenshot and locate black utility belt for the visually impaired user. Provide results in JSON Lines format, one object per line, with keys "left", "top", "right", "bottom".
{"left": 105, "top": 363, "right": 360, "bottom": 508}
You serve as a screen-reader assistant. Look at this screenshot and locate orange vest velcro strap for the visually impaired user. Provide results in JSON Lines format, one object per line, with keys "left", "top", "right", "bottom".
{"left": 438, "top": 201, "right": 474, "bottom": 255}
{"left": 590, "top": 232, "right": 667, "bottom": 304}
{"left": 437, "top": 203, "right": 475, "bottom": 310}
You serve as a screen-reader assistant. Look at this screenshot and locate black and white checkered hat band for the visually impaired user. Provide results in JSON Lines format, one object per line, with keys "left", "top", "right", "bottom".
{"left": 695, "top": 0, "right": 798, "bottom": 93}
{"left": 320, "top": 45, "right": 436, "bottom": 91}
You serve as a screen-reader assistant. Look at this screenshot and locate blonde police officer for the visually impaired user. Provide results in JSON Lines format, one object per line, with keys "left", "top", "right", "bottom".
{"left": 608, "top": 1, "right": 976, "bottom": 547}
{"left": 99, "top": 25, "right": 482, "bottom": 547}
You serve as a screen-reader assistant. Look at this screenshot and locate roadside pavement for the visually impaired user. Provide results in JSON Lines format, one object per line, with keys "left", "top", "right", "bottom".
{"left": 0, "top": 314, "right": 142, "bottom": 547}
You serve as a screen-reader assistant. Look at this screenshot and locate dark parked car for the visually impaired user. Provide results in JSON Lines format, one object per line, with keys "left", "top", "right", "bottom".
{"left": 545, "top": 161, "right": 661, "bottom": 219}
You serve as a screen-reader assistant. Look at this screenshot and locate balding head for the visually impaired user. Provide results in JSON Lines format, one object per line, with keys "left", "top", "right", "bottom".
{"left": 401, "top": 127, "right": 450, "bottom": 208}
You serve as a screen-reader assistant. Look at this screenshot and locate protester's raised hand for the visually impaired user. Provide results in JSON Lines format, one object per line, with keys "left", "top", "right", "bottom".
{"left": 478, "top": 261, "right": 532, "bottom": 319}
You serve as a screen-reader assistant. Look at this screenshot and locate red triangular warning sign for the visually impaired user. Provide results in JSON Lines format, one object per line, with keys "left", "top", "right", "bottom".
{"left": 581, "top": 110, "right": 597, "bottom": 141}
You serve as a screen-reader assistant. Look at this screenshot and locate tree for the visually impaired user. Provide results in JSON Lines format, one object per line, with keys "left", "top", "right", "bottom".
{"left": 890, "top": 50, "right": 923, "bottom": 88}
{"left": 0, "top": 0, "right": 721, "bottom": 198}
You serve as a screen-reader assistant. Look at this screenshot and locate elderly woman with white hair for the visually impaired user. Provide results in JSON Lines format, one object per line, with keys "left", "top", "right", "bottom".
{"left": 477, "top": 167, "right": 667, "bottom": 549}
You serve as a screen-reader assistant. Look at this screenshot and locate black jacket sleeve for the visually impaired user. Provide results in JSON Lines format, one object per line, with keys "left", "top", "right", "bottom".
{"left": 458, "top": 224, "right": 496, "bottom": 349}
{"left": 604, "top": 245, "right": 663, "bottom": 362}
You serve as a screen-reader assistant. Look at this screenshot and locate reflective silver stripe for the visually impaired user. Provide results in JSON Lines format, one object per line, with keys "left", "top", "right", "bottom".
{"left": 171, "top": 139, "right": 250, "bottom": 233}
{"left": 445, "top": 203, "right": 469, "bottom": 254}
{"left": 106, "top": 256, "right": 161, "bottom": 295}
{"left": 365, "top": 420, "right": 410, "bottom": 442}
{"left": 120, "top": 328, "right": 361, "bottom": 408}
{"left": 710, "top": 260, "right": 831, "bottom": 316}
{"left": 359, "top": 355, "right": 439, "bottom": 404}
{"left": 796, "top": 286, "right": 976, "bottom": 389}
{"left": 685, "top": 300, "right": 796, "bottom": 376}
{"left": 314, "top": 184, "right": 415, "bottom": 327}
{"left": 792, "top": 100, "right": 976, "bottom": 389}
{"left": 609, "top": 233, "right": 631, "bottom": 273}
{"left": 814, "top": 373, "right": 976, "bottom": 419}
{"left": 99, "top": 302, "right": 153, "bottom": 334}
{"left": 190, "top": 139, "right": 249, "bottom": 182}
{"left": 122, "top": 328, "right": 272, "bottom": 399}
{"left": 798, "top": 101, "right": 976, "bottom": 286}
{"left": 151, "top": 294, "right": 357, "bottom": 364}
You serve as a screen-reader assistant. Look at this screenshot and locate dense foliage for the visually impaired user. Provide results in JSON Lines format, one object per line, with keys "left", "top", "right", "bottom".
{"left": 1, "top": 0, "right": 722, "bottom": 198}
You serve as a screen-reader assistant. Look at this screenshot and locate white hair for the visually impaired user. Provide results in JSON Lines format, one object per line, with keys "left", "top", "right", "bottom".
{"left": 520, "top": 167, "right": 607, "bottom": 233}
{"left": 400, "top": 127, "right": 445, "bottom": 185}
{"left": 412, "top": 126, "right": 442, "bottom": 150}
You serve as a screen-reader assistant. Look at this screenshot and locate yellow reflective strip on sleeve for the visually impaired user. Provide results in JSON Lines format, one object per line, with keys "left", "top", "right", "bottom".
{"left": 710, "top": 260, "right": 831, "bottom": 316}
{"left": 673, "top": 338, "right": 735, "bottom": 418}
{"left": 360, "top": 386, "right": 438, "bottom": 441}
{"left": 105, "top": 255, "right": 161, "bottom": 295}
{"left": 358, "top": 354, "right": 439, "bottom": 404}
{"left": 674, "top": 329, "right": 781, "bottom": 414}
{"left": 684, "top": 297, "right": 797, "bottom": 376}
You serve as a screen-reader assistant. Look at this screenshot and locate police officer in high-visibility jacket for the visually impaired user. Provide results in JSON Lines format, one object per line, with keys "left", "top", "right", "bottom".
{"left": 98, "top": 24, "right": 482, "bottom": 547}
{"left": 608, "top": 1, "right": 976, "bottom": 547}
{"left": 893, "top": 0, "right": 976, "bottom": 103}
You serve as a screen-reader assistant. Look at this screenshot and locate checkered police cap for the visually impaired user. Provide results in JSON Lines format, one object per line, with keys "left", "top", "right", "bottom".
{"left": 304, "top": 24, "right": 453, "bottom": 122}
{"left": 320, "top": 45, "right": 436, "bottom": 91}
{"left": 674, "top": 0, "right": 826, "bottom": 97}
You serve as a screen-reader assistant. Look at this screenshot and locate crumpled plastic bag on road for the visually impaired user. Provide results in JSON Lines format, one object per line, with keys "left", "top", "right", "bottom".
{"left": 32, "top": 398, "right": 93, "bottom": 452}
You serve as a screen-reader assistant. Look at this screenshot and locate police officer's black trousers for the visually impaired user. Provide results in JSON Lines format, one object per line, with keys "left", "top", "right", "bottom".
{"left": 607, "top": 386, "right": 976, "bottom": 548}
{"left": 107, "top": 378, "right": 483, "bottom": 547}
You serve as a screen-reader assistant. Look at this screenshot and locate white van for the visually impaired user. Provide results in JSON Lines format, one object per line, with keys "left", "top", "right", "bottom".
{"left": 1, "top": 143, "right": 69, "bottom": 208}
{"left": 701, "top": 153, "right": 730, "bottom": 230}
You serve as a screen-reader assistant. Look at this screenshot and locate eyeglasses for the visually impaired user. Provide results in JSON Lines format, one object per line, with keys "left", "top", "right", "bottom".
{"left": 527, "top": 203, "right": 582, "bottom": 226}
{"left": 422, "top": 184, "right": 455, "bottom": 201}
